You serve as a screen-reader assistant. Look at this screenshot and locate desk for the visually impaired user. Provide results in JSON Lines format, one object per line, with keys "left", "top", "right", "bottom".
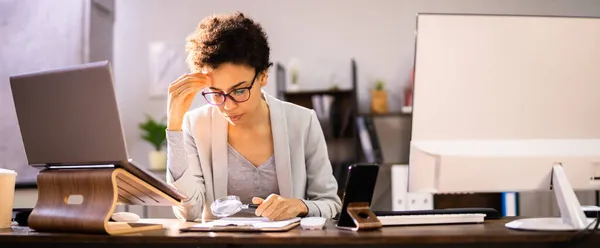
{"left": 1, "top": 218, "right": 598, "bottom": 248}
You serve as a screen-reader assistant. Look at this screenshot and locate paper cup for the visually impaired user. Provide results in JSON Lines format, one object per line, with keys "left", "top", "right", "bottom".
{"left": 0, "top": 169, "right": 17, "bottom": 228}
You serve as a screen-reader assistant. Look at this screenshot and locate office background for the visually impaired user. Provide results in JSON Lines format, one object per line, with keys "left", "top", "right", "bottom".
{"left": 2, "top": 0, "right": 600, "bottom": 218}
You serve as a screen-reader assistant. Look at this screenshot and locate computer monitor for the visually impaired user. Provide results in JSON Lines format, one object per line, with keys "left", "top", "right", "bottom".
{"left": 9, "top": 61, "right": 186, "bottom": 202}
{"left": 407, "top": 14, "right": 600, "bottom": 231}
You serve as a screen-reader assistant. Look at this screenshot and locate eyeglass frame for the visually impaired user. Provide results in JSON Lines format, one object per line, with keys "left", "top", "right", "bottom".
{"left": 201, "top": 71, "right": 259, "bottom": 106}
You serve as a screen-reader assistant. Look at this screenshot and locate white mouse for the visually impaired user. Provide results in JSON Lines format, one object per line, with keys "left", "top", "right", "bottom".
{"left": 111, "top": 212, "right": 140, "bottom": 223}
{"left": 300, "top": 217, "right": 327, "bottom": 230}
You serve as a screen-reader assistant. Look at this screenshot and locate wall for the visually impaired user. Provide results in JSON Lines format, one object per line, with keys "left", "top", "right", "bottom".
{"left": 0, "top": 0, "right": 86, "bottom": 184}
{"left": 2, "top": 0, "right": 116, "bottom": 209}
{"left": 114, "top": 0, "right": 600, "bottom": 173}
{"left": 113, "top": 0, "right": 600, "bottom": 217}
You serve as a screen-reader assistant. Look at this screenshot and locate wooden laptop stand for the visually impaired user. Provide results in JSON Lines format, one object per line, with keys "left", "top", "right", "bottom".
{"left": 27, "top": 168, "right": 181, "bottom": 235}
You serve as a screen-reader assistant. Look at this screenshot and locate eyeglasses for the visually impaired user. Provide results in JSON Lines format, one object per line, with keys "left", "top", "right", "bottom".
{"left": 201, "top": 72, "right": 258, "bottom": 106}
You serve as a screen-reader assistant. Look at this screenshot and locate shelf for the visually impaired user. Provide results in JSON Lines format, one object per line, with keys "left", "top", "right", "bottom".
{"left": 284, "top": 89, "right": 354, "bottom": 97}
{"left": 276, "top": 60, "right": 360, "bottom": 187}
{"left": 359, "top": 111, "right": 412, "bottom": 117}
{"left": 360, "top": 106, "right": 412, "bottom": 117}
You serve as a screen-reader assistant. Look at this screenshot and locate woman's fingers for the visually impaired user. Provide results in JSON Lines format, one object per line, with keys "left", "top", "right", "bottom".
{"left": 255, "top": 194, "right": 297, "bottom": 221}
{"left": 168, "top": 73, "right": 196, "bottom": 89}
{"left": 268, "top": 206, "right": 289, "bottom": 221}
{"left": 255, "top": 194, "right": 278, "bottom": 217}
{"left": 171, "top": 85, "right": 202, "bottom": 101}
{"left": 166, "top": 72, "right": 211, "bottom": 131}
{"left": 168, "top": 78, "right": 206, "bottom": 92}
{"left": 261, "top": 200, "right": 281, "bottom": 218}
{"left": 252, "top": 197, "right": 264, "bottom": 205}
{"left": 169, "top": 82, "right": 204, "bottom": 96}
{"left": 168, "top": 73, "right": 209, "bottom": 90}
{"left": 169, "top": 81, "right": 204, "bottom": 97}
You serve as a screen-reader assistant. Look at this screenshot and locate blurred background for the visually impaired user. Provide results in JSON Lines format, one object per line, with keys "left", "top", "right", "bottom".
{"left": 2, "top": 0, "right": 600, "bottom": 218}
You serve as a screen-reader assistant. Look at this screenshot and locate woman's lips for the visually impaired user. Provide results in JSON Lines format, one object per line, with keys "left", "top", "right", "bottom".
{"left": 227, "top": 114, "right": 243, "bottom": 121}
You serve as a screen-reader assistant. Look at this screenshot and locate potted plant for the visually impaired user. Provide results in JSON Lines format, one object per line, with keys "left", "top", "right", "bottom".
{"left": 139, "top": 115, "right": 167, "bottom": 170}
{"left": 289, "top": 68, "right": 300, "bottom": 91}
{"left": 371, "top": 80, "right": 389, "bottom": 114}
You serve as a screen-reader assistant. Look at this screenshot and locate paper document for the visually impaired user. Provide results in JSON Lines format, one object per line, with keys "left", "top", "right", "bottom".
{"left": 192, "top": 217, "right": 301, "bottom": 229}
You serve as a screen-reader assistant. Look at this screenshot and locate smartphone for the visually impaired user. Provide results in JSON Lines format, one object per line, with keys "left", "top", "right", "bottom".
{"left": 335, "top": 163, "right": 379, "bottom": 229}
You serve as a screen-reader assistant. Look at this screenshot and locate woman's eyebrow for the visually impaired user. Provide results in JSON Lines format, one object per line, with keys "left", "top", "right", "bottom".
{"left": 209, "top": 81, "right": 247, "bottom": 92}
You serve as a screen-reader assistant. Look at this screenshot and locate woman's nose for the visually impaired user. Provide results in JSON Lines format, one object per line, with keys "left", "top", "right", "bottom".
{"left": 223, "top": 96, "right": 238, "bottom": 110}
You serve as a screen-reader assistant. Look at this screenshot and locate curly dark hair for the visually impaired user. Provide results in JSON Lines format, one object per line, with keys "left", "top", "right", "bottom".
{"left": 185, "top": 12, "right": 272, "bottom": 73}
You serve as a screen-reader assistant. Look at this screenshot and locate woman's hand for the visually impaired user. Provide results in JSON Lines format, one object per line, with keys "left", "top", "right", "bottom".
{"left": 252, "top": 194, "right": 309, "bottom": 221}
{"left": 167, "top": 72, "right": 211, "bottom": 131}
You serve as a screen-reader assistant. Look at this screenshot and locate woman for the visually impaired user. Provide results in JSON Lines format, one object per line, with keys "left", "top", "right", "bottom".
{"left": 165, "top": 12, "right": 342, "bottom": 222}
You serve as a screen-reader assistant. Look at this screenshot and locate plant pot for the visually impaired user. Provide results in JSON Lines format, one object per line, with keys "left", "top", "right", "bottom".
{"left": 371, "top": 90, "right": 388, "bottom": 114}
{"left": 149, "top": 150, "right": 167, "bottom": 170}
{"left": 289, "top": 83, "right": 300, "bottom": 92}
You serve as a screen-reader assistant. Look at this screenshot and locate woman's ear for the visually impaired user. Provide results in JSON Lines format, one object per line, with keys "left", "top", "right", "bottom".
{"left": 260, "top": 71, "right": 268, "bottom": 86}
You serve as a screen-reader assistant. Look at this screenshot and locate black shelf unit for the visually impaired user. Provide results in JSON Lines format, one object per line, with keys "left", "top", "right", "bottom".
{"left": 358, "top": 111, "right": 412, "bottom": 118}
{"left": 276, "top": 59, "right": 361, "bottom": 195}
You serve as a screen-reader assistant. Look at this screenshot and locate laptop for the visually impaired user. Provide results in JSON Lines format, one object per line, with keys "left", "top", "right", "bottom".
{"left": 9, "top": 61, "right": 186, "bottom": 202}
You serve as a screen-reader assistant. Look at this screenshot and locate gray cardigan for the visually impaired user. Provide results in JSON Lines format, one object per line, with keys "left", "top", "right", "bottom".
{"left": 166, "top": 91, "right": 342, "bottom": 221}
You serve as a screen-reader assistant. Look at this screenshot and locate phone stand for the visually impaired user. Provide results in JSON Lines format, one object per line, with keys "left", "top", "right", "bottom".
{"left": 28, "top": 168, "right": 181, "bottom": 235}
{"left": 341, "top": 202, "right": 382, "bottom": 231}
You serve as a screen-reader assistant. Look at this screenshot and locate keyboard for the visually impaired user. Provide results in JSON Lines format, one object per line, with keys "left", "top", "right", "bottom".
{"left": 373, "top": 208, "right": 502, "bottom": 220}
{"left": 332, "top": 208, "right": 500, "bottom": 226}
{"left": 377, "top": 213, "right": 486, "bottom": 226}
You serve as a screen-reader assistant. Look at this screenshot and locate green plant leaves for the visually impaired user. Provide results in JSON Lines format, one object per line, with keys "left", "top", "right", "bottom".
{"left": 139, "top": 115, "right": 167, "bottom": 151}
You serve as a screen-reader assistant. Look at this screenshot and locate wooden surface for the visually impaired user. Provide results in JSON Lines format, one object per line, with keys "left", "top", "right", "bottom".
{"left": 1, "top": 217, "right": 599, "bottom": 248}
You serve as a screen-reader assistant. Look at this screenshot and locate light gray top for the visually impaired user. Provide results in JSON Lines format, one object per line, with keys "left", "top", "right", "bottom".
{"left": 226, "top": 143, "right": 279, "bottom": 204}
{"left": 167, "top": 135, "right": 280, "bottom": 218}
{"left": 167, "top": 138, "right": 280, "bottom": 203}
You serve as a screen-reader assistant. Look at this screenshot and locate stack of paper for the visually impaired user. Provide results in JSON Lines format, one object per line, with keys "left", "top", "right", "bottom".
{"left": 191, "top": 217, "right": 301, "bottom": 229}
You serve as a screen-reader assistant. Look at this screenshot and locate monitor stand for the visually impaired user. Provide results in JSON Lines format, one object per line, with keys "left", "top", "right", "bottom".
{"left": 505, "top": 164, "right": 594, "bottom": 231}
{"left": 27, "top": 167, "right": 182, "bottom": 235}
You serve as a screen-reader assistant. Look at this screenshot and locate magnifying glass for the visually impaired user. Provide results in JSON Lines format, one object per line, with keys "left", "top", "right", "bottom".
{"left": 210, "top": 195, "right": 260, "bottom": 218}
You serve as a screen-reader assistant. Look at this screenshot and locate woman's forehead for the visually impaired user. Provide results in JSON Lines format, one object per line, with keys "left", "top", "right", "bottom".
{"left": 209, "top": 63, "right": 254, "bottom": 89}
